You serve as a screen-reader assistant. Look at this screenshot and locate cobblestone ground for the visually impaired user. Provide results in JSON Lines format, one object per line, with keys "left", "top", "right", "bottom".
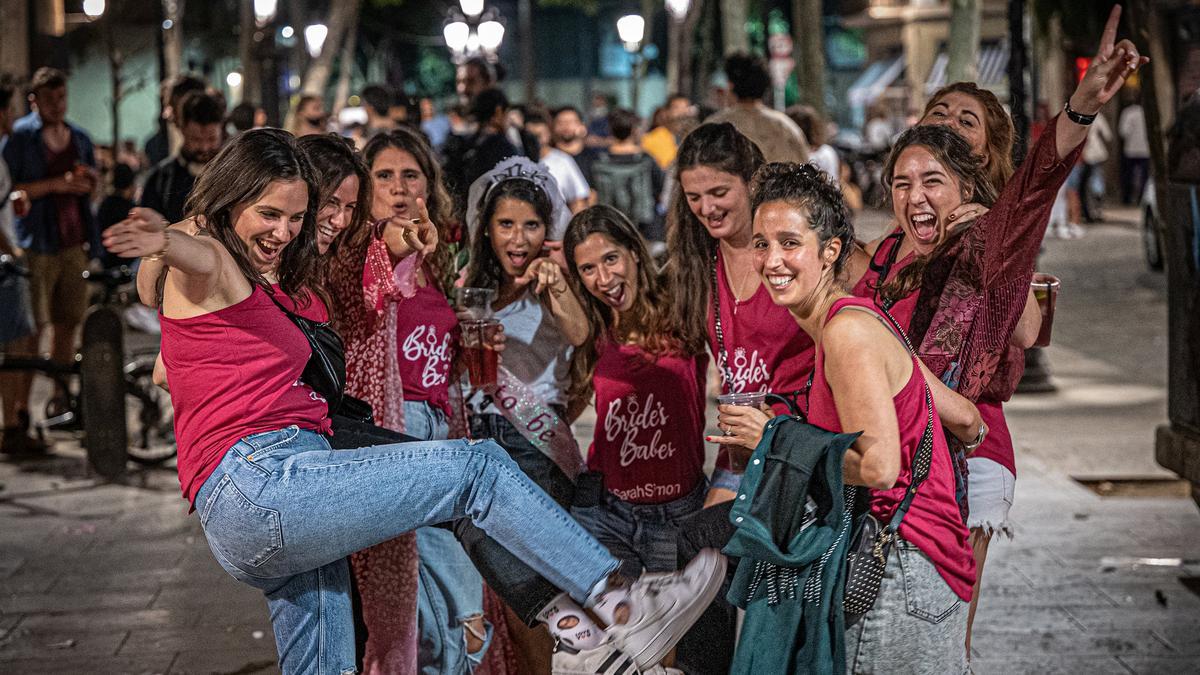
{"left": 1, "top": 208, "right": 1197, "bottom": 673}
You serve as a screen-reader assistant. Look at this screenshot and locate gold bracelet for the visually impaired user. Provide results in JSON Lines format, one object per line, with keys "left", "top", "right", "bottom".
{"left": 143, "top": 229, "right": 170, "bottom": 262}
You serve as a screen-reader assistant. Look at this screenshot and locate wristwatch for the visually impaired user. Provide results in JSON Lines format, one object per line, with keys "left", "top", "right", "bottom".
{"left": 1063, "top": 99, "right": 1097, "bottom": 126}
{"left": 962, "top": 422, "right": 988, "bottom": 453}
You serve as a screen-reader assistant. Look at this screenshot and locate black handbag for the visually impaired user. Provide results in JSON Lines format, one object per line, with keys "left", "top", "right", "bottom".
{"left": 840, "top": 303, "right": 936, "bottom": 618}
{"left": 268, "top": 291, "right": 373, "bottom": 423}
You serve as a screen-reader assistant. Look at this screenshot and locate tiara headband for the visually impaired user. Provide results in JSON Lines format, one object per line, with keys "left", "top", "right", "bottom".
{"left": 465, "top": 156, "right": 570, "bottom": 242}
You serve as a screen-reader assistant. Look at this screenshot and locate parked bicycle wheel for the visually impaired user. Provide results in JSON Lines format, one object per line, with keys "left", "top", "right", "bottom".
{"left": 124, "top": 352, "right": 176, "bottom": 466}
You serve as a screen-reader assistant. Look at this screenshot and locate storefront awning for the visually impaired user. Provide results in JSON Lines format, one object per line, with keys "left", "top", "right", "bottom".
{"left": 925, "top": 43, "right": 1010, "bottom": 95}
{"left": 847, "top": 55, "right": 906, "bottom": 109}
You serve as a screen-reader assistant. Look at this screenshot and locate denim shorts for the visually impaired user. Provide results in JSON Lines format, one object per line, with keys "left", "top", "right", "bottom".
{"left": 570, "top": 480, "right": 706, "bottom": 578}
{"left": 844, "top": 540, "right": 969, "bottom": 675}
{"left": 966, "top": 457, "right": 1015, "bottom": 538}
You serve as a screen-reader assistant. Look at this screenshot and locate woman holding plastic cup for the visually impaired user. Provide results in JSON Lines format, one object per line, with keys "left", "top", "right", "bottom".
{"left": 663, "top": 123, "right": 815, "bottom": 505}
{"left": 562, "top": 205, "right": 709, "bottom": 579}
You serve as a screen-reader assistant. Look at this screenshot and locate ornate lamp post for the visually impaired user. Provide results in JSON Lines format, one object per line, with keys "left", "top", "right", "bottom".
{"left": 444, "top": 0, "right": 505, "bottom": 64}
{"left": 617, "top": 13, "right": 645, "bottom": 113}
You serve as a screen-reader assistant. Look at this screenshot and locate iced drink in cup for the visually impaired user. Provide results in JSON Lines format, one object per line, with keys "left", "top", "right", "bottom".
{"left": 1031, "top": 273, "right": 1060, "bottom": 347}
{"left": 461, "top": 319, "right": 502, "bottom": 387}
{"left": 455, "top": 287, "right": 496, "bottom": 321}
{"left": 717, "top": 391, "right": 767, "bottom": 410}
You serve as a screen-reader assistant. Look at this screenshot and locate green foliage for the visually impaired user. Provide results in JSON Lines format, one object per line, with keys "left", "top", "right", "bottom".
{"left": 415, "top": 47, "right": 456, "bottom": 98}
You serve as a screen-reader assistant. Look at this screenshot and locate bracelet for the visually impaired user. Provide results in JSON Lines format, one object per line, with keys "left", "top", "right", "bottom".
{"left": 143, "top": 229, "right": 170, "bottom": 262}
{"left": 962, "top": 422, "right": 988, "bottom": 452}
{"left": 1063, "top": 99, "right": 1097, "bottom": 126}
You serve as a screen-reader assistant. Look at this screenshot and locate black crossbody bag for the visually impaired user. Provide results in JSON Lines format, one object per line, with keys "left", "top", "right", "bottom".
{"left": 268, "top": 292, "right": 373, "bottom": 423}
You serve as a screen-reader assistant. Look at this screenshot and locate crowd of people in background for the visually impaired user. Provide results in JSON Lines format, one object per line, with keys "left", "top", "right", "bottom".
{"left": 0, "top": 7, "right": 1154, "bottom": 674}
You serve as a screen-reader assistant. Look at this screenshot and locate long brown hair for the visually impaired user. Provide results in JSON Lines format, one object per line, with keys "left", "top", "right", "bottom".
{"left": 183, "top": 128, "right": 320, "bottom": 306}
{"left": 879, "top": 125, "right": 999, "bottom": 301}
{"left": 564, "top": 205, "right": 700, "bottom": 400}
{"left": 463, "top": 177, "right": 554, "bottom": 291}
{"left": 922, "top": 82, "right": 1015, "bottom": 193}
{"left": 663, "top": 122, "right": 764, "bottom": 352}
{"left": 297, "top": 133, "right": 371, "bottom": 258}
{"left": 361, "top": 127, "right": 456, "bottom": 294}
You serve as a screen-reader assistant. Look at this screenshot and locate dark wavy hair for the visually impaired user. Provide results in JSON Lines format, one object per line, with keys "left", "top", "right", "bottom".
{"left": 879, "top": 124, "right": 999, "bottom": 301}
{"left": 297, "top": 133, "right": 370, "bottom": 255}
{"left": 463, "top": 178, "right": 554, "bottom": 291}
{"left": 361, "top": 126, "right": 456, "bottom": 294}
{"left": 750, "top": 162, "right": 856, "bottom": 277}
{"left": 184, "top": 128, "right": 319, "bottom": 306}
{"left": 663, "top": 122, "right": 764, "bottom": 352}
{"left": 922, "top": 82, "right": 1015, "bottom": 193}
{"left": 563, "top": 205, "right": 701, "bottom": 400}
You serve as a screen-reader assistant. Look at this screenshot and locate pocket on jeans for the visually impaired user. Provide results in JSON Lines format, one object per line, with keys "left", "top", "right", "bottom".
{"left": 201, "top": 475, "right": 284, "bottom": 570}
{"left": 897, "top": 543, "right": 960, "bottom": 624}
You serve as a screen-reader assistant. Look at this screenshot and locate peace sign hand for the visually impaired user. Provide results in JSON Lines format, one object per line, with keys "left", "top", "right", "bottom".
{"left": 1071, "top": 5, "right": 1150, "bottom": 114}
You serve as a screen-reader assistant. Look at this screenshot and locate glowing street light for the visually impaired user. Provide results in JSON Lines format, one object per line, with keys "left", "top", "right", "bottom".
{"left": 281, "top": 25, "right": 294, "bottom": 39}
{"left": 226, "top": 71, "right": 243, "bottom": 88}
{"left": 617, "top": 14, "right": 645, "bottom": 50}
{"left": 477, "top": 20, "right": 505, "bottom": 52}
{"left": 83, "top": 0, "right": 106, "bottom": 18}
{"left": 444, "top": 21, "right": 470, "bottom": 53}
{"left": 254, "top": 0, "right": 278, "bottom": 26}
{"left": 665, "top": 0, "right": 690, "bottom": 21}
{"left": 304, "top": 23, "right": 328, "bottom": 58}
{"left": 460, "top": 0, "right": 485, "bottom": 19}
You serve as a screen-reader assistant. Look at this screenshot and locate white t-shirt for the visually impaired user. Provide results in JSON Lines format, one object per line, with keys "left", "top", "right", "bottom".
{"left": 1081, "top": 114, "right": 1112, "bottom": 165}
{"left": 1118, "top": 105, "right": 1149, "bottom": 159}
{"left": 540, "top": 149, "right": 590, "bottom": 203}
{"left": 475, "top": 290, "right": 573, "bottom": 414}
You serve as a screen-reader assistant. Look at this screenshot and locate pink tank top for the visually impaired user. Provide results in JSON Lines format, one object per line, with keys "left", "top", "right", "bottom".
{"left": 160, "top": 285, "right": 332, "bottom": 504}
{"left": 806, "top": 297, "right": 975, "bottom": 601}
{"left": 590, "top": 337, "right": 708, "bottom": 504}
{"left": 394, "top": 283, "right": 459, "bottom": 415}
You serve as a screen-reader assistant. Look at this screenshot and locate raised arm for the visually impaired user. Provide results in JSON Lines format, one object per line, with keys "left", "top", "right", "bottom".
{"left": 521, "top": 257, "right": 590, "bottom": 347}
{"left": 103, "top": 214, "right": 223, "bottom": 304}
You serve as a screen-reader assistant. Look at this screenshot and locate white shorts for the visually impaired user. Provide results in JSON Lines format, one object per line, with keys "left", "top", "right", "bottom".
{"left": 966, "top": 457, "right": 1015, "bottom": 538}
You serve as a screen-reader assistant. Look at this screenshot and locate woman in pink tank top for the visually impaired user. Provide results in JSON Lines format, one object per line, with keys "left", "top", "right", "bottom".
{"left": 750, "top": 162, "right": 983, "bottom": 672}
{"left": 563, "top": 205, "right": 709, "bottom": 577}
{"left": 101, "top": 128, "right": 731, "bottom": 675}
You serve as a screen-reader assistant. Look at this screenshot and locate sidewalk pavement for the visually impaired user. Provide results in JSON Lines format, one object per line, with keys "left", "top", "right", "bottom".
{"left": 1, "top": 209, "right": 1198, "bottom": 673}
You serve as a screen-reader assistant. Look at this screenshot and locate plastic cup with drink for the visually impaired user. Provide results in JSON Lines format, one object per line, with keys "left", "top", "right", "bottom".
{"left": 1030, "top": 273, "right": 1060, "bottom": 348}
{"left": 455, "top": 287, "right": 501, "bottom": 387}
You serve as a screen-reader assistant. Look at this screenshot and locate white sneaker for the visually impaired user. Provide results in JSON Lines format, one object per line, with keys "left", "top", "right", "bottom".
{"left": 602, "top": 548, "right": 727, "bottom": 669}
{"left": 552, "top": 643, "right": 683, "bottom": 674}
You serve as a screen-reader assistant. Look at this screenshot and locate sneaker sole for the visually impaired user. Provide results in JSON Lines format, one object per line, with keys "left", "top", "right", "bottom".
{"left": 621, "top": 549, "right": 727, "bottom": 669}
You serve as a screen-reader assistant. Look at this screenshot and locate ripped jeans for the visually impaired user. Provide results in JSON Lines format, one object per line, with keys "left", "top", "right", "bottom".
{"left": 194, "top": 426, "right": 619, "bottom": 674}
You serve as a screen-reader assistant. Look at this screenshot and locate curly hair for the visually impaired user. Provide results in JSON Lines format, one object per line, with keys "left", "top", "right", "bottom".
{"left": 184, "top": 128, "right": 320, "bottom": 308}
{"left": 463, "top": 178, "right": 554, "bottom": 291}
{"left": 922, "top": 82, "right": 1015, "bottom": 193}
{"left": 879, "top": 124, "right": 999, "bottom": 302}
{"left": 750, "top": 162, "right": 856, "bottom": 277}
{"left": 663, "top": 122, "right": 764, "bottom": 354}
{"left": 361, "top": 127, "right": 456, "bottom": 295}
{"left": 563, "top": 205, "right": 700, "bottom": 400}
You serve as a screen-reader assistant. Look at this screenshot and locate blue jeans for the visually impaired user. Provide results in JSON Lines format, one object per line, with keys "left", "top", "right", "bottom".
{"left": 571, "top": 480, "right": 706, "bottom": 578}
{"left": 403, "top": 401, "right": 491, "bottom": 674}
{"left": 194, "top": 426, "right": 619, "bottom": 674}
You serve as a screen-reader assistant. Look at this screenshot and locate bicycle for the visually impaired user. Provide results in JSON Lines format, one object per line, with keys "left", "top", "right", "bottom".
{"left": 0, "top": 255, "right": 175, "bottom": 474}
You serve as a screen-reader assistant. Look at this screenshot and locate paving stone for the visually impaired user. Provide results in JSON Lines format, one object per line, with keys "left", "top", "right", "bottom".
{"left": 17, "top": 607, "right": 195, "bottom": 633}
{"left": 971, "top": 630, "right": 1176, "bottom": 657}
{"left": 1116, "top": 655, "right": 1200, "bottom": 674}
{"left": 0, "top": 613, "right": 20, "bottom": 640}
{"left": 0, "top": 626, "right": 129, "bottom": 658}
{"left": 972, "top": 581, "right": 1116, "bottom": 608}
{"left": 0, "top": 654, "right": 174, "bottom": 674}
{"left": 119, "top": 625, "right": 275, "bottom": 656}
{"left": 1093, "top": 580, "right": 1200, "bottom": 610}
{"left": 0, "top": 569, "right": 59, "bottom": 594}
{"left": 971, "top": 655, "right": 1132, "bottom": 674}
{"left": 970, "top": 606, "right": 1083, "bottom": 634}
{"left": 167, "top": 649, "right": 279, "bottom": 674}
{"left": 1064, "top": 605, "right": 1200, "bottom": 632}
{"left": 1, "top": 589, "right": 156, "bottom": 614}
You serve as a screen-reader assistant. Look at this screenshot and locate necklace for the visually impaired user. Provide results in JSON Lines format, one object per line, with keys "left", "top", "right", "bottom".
{"left": 720, "top": 250, "right": 757, "bottom": 315}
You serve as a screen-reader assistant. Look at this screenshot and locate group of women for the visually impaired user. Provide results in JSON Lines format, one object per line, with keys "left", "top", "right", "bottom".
{"left": 99, "top": 6, "right": 1144, "bottom": 674}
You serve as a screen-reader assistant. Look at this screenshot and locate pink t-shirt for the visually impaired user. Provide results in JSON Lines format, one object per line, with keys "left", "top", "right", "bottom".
{"left": 590, "top": 338, "right": 708, "bottom": 504}
{"left": 161, "top": 286, "right": 332, "bottom": 505}
{"left": 395, "top": 283, "right": 459, "bottom": 415}
{"left": 709, "top": 249, "right": 814, "bottom": 470}
{"left": 807, "top": 297, "right": 975, "bottom": 601}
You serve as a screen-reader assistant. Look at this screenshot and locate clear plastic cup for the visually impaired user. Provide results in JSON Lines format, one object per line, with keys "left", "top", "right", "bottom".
{"left": 1031, "top": 273, "right": 1060, "bottom": 348}
{"left": 454, "top": 287, "right": 496, "bottom": 321}
{"left": 460, "top": 318, "right": 502, "bottom": 387}
{"left": 717, "top": 391, "right": 768, "bottom": 409}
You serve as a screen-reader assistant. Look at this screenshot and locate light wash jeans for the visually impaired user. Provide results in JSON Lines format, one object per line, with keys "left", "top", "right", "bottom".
{"left": 194, "top": 426, "right": 619, "bottom": 674}
{"left": 404, "top": 400, "right": 491, "bottom": 674}
{"left": 844, "top": 539, "right": 969, "bottom": 675}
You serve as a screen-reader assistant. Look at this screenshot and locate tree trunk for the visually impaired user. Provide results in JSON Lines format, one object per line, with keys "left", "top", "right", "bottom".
{"left": 238, "top": 0, "right": 262, "bottom": 105}
{"left": 332, "top": 5, "right": 359, "bottom": 115}
{"left": 161, "top": 0, "right": 184, "bottom": 79}
{"left": 720, "top": 0, "right": 749, "bottom": 55}
{"left": 792, "top": 0, "right": 826, "bottom": 115}
{"left": 299, "top": 0, "right": 360, "bottom": 97}
{"left": 946, "top": 0, "right": 982, "bottom": 84}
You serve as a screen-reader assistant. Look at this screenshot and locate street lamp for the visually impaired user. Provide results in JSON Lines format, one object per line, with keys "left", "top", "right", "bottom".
{"left": 83, "top": 0, "right": 105, "bottom": 19}
{"left": 665, "top": 0, "right": 690, "bottom": 21}
{"left": 254, "top": 0, "right": 278, "bottom": 27}
{"left": 443, "top": 2, "right": 505, "bottom": 64}
{"left": 617, "top": 14, "right": 645, "bottom": 113}
{"left": 304, "top": 23, "right": 328, "bottom": 58}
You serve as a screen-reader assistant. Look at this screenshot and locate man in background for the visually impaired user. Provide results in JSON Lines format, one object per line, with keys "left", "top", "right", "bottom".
{"left": 707, "top": 53, "right": 809, "bottom": 163}
{"left": 141, "top": 90, "right": 225, "bottom": 224}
